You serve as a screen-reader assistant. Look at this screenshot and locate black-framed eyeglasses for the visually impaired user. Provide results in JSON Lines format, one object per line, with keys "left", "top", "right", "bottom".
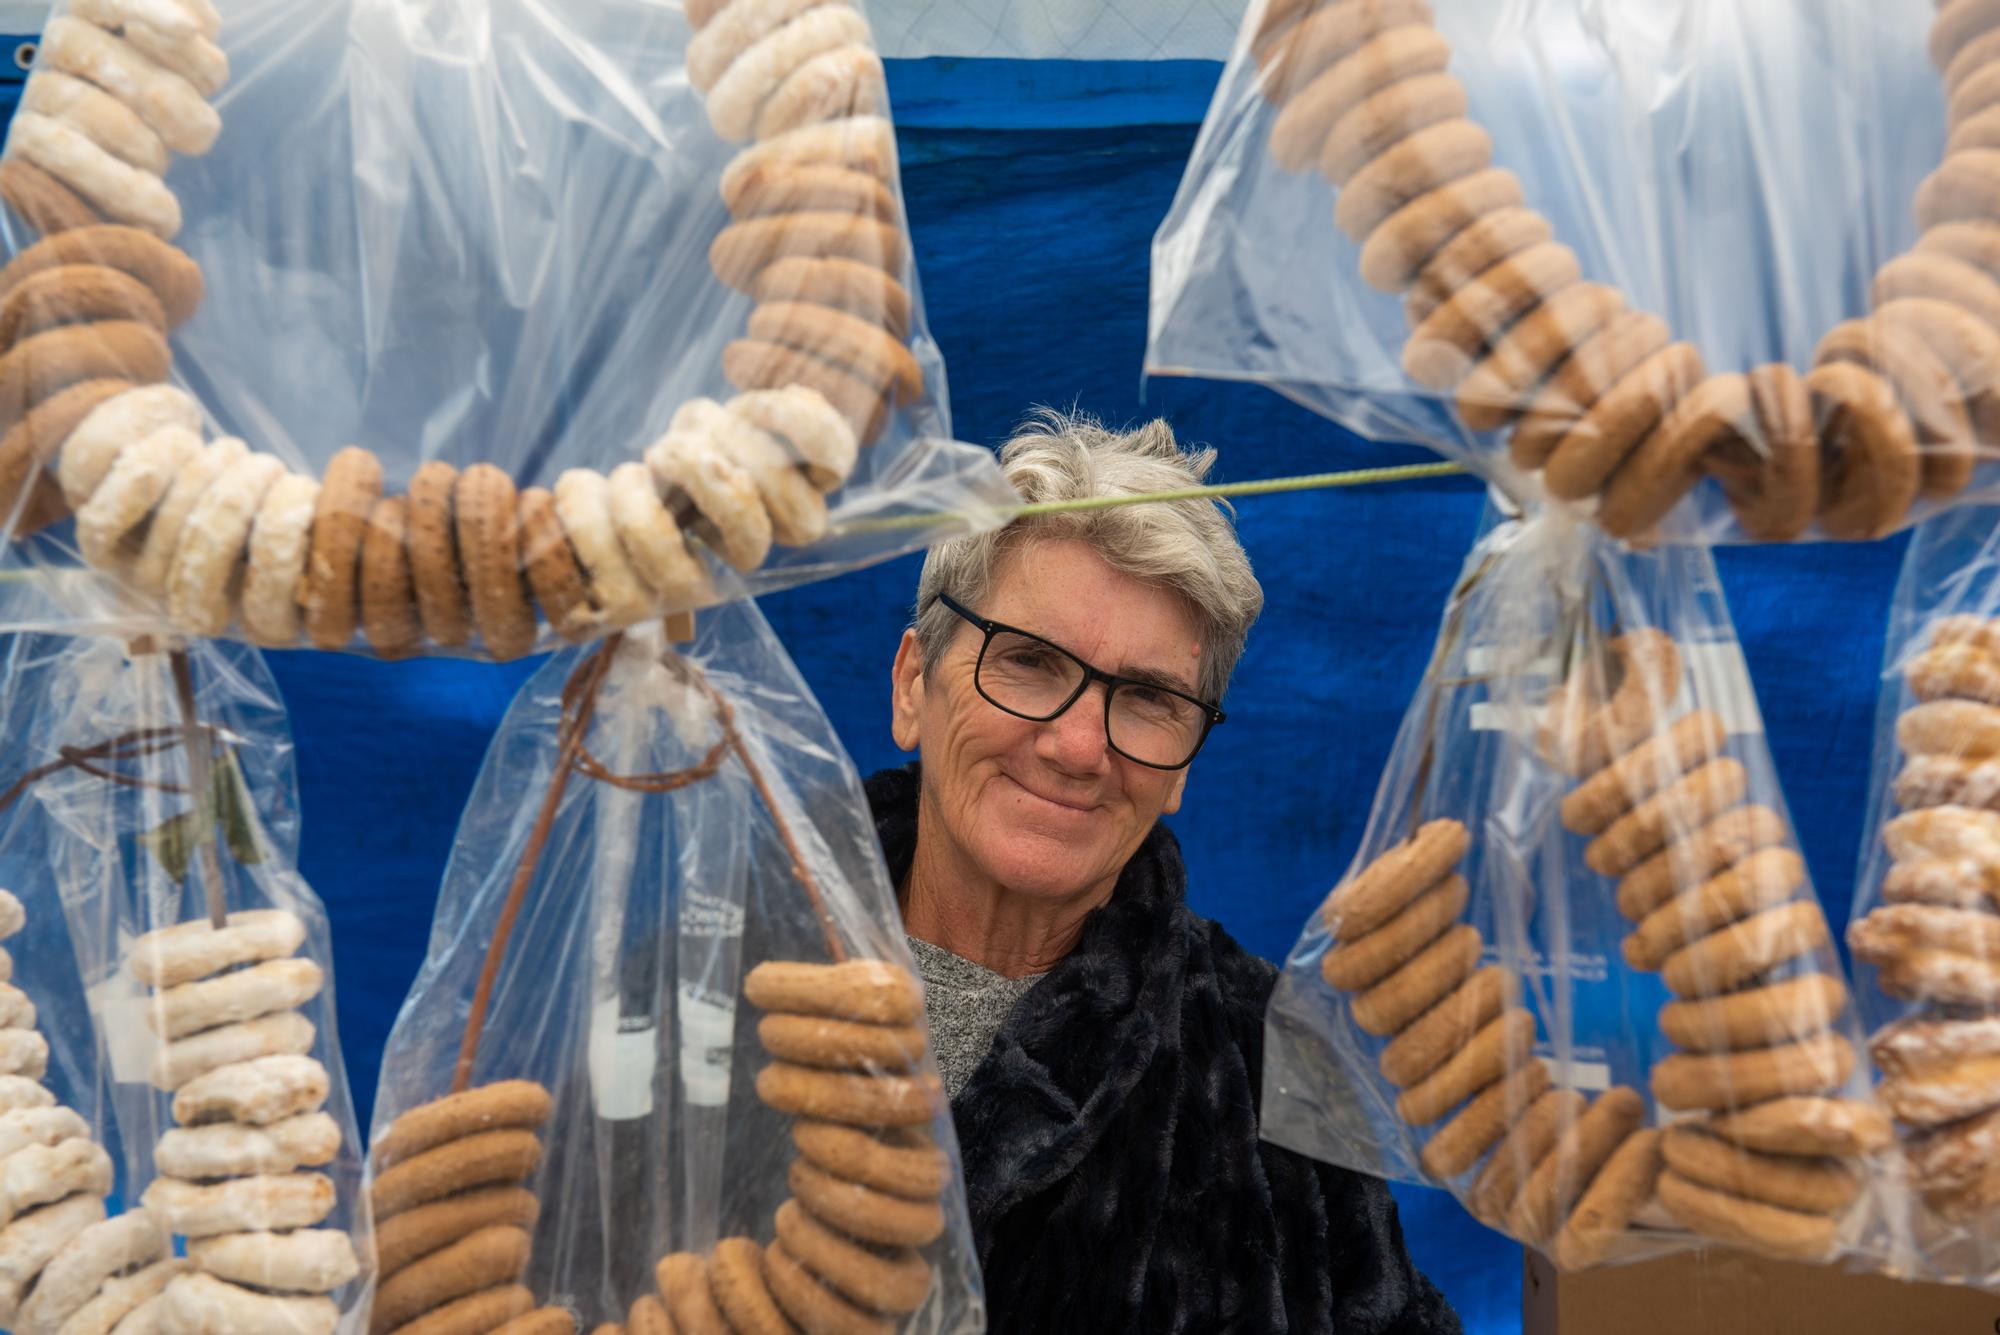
{"left": 936, "top": 593, "right": 1225, "bottom": 770}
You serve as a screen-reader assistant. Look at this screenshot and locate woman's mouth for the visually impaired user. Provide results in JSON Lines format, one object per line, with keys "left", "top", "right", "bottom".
{"left": 1005, "top": 774, "right": 1097, "bottom": 814}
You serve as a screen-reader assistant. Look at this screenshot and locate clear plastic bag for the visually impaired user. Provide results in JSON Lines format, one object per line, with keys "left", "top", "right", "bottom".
{"left": 0, "top": 630, "right": 370, "bottom": 1332}
{"left": 1149, "top": 0, "right": 2000, "bottom": 545}
{"left": 1846, "top": 501, "right": 2000, "bottom": 1287}
{"left": 366, "top": 601, "right": 981, "bottom": 1333}
{"left": 0, "top": 0, "right": 1013, "bottom": 656}
{"left": 1260, "top": 500, "right": 1897, "bottom": 1274}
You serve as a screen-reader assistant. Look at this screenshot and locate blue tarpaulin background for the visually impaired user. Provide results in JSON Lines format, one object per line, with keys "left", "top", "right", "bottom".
{"left": 2, "top": 55, "right": 1908, "bottom": 1335}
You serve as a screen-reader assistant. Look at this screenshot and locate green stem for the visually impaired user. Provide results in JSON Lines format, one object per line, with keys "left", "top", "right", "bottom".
{"left": 835, "top": 461, "right": 1470, "bottom": 534}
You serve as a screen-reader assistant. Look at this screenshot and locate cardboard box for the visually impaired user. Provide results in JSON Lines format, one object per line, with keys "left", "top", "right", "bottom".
{"left": 1524, "top": 1248, "right": 2000, "bottom": 1335}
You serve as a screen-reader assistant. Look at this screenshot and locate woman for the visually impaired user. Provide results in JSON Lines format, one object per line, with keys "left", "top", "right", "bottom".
{"left": 874, "top": 411, "right": 1459, "bottom": 1333}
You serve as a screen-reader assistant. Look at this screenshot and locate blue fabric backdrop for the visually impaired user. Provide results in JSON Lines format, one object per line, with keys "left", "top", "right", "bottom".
{"left": 4, "top": 55, "right": 1911, "bottom": 1335}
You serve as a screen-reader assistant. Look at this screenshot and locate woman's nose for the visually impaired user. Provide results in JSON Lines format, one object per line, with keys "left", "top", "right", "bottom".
{"left": 1038, "top": 684, "right": 1111, "bottom": 769}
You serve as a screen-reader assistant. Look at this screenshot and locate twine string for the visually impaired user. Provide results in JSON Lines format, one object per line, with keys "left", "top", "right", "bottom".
{"left": 0, "top": 656, "right": 225, "bottom": 925}
{"left": 453, "top": 629, "right": 850, "bottom": 1090}
{"left": 0, "top": 726, "right": 190, "bottom": 815}
{"left": 452, "top": 634, "right": 620, "bottom": 1093}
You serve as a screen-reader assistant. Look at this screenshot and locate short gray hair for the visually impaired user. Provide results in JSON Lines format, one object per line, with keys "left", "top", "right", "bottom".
{"left": 913, "top": 409, "right": 1264, "bottom": 704}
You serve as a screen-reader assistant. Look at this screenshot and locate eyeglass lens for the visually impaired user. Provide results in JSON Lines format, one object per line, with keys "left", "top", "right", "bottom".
{"left": 977, "top": 628, "right": 1207, "bottom": 767}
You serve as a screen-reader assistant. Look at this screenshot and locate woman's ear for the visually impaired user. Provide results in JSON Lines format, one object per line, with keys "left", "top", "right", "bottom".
{"left": 1162, "top": 766, "right": 1189, "bottom": 815}
{"left": 890, "top": 628, "right": 925, "bottom": 752}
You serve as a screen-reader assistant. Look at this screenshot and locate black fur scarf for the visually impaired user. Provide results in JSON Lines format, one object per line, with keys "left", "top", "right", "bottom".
{"left": 868, "top": 764, "right": 1461, "bottom": 1335}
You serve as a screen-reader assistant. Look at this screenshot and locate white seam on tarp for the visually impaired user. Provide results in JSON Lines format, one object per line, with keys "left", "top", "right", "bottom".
{"left": 0, "top": 1, "right": 1251, "bottom": 60}
{"left": 864, "top": 0, "right": 1249, "bottom": 61}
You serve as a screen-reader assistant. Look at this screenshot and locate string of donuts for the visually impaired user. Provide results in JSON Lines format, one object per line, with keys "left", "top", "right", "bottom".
{"left": 0, "top": 0, "right": 924, "bottom": 659}
{"left": 1849, "top": 614, "right": 2000, "bottom": 1230}
{"left": 1544, "top": 631, "right": 1889, "bottom": 1262}
{"left": 1315, "top": 628, "right": 1898, "bottom": 1268}
{"left": 366, "top": 1080, "right": 560, "bottom": 1334}
{"left": 1252, "top": 0, "right": 2000, "bottom": 543}
{"left": 560, "top": 958, "right": 953, "bottom": 1335}
{"left": 1318, "top": 817, "right": 1661, "bottom": 1268}
{"left": 365, "top": 959, "right": 950, "bottom": 1334}
{"left": 0, "top": 891, "right": 371, "bottom": 1333}
{"left": 0, "top": 887, "right": 147, "bottom": 1335}
{"left": 134, "top": 907, "right": 362, "bottom": 1334}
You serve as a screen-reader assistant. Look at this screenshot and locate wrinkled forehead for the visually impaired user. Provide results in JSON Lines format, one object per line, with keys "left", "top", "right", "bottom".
{"left": 978, "top": 538, "right": 1204, "bottom": 688}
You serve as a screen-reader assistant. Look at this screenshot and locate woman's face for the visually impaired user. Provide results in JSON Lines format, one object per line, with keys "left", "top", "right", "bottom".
{"left": 891, "top": 538, "right": 1204, "bottom": 903}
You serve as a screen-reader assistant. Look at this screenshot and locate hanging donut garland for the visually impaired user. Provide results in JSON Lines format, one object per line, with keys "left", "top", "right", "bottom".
{"left": 0, "top": 0, "right": 928, "bottom": 661}
{"left": 1252, "top": 0, "right": 2000, "bottom": 544}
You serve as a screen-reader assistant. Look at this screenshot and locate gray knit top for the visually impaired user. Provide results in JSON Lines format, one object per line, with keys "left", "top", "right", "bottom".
{"left": 906, "top": 935, "right": 1048, "bottom": 1099}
